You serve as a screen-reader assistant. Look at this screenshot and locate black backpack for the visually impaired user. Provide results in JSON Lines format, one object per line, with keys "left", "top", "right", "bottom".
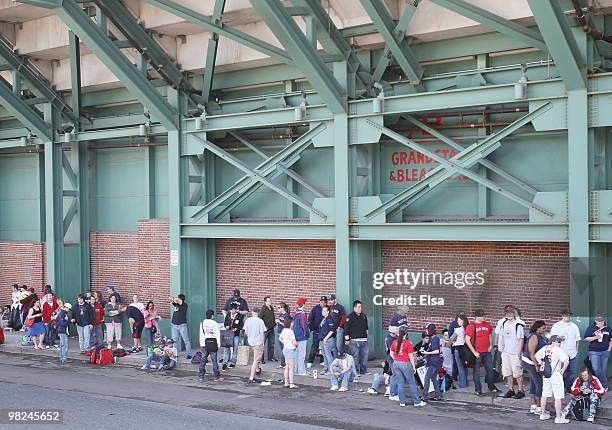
{"left": 542, "top": 351, "right": 553, "bottom": 378}
{"left": 569, "top": 396, "right": 590, "bottom": 421}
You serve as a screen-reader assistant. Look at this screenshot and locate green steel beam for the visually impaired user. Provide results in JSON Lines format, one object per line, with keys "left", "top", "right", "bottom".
{"left": 527, "top": 0, "right": 586, "bottom": 90}
{"left": 402, "top": 114, "right": 538, "bottom": 195}
{"left": 202, "top": 0, "right": 227, "bottom": 101}
{"left": 181, "top": 223, "right": 335, "bottom": 239}
{"left": 92, "top": 0, "right": 201, "bottom": 106}
{"left": 251, "top": 0, "right": 347, "bottom": 113}
{"left": 23, "top": 0, "right": 178, "bottom": 131}
{"left": 372, "top": 1, "right": 419, "bottom": 83}
{"left": 68, "top": 31, "right": 81, "bottom": 124}
{"left": 359, "top": 0, "right": 423, "bottom": 86}
{"left": 144, "top": 0, "right": 293, "bottom": 64}
{"left": 430, "top": 0, "right": 547, "bottom": 52}
{"left": 0, "top": 78, "right": 52, "bottom": 140}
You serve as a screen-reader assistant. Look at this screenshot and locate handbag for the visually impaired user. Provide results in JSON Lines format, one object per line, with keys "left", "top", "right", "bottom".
{"left": 460, "top": 325, "right": 477, "bottom": 366}
{"left": 220, "top": 329, "right": 235, "bottom": 348}
{"left": 24, "top": 317, "right": 34, "bottom": 328}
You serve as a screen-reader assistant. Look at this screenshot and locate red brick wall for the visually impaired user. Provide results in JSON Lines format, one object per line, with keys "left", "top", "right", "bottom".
{"left": 90, "top": 219, "right": 170, "bottom": 316}
{"left": 0, "top": 241, "right": 46, "bottom": 306}
{"left": 381, "top": 241, "right": 570, "bottom": 331}
{"left": 216, "top": 240, "right": 336, "bottom": 314}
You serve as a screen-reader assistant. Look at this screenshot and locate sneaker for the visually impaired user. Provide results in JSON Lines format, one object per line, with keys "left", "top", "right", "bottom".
{"left": 116, "top": 343, "right": 124, "bottom": 350}
{"left": 255, "top": 368, "right": 262, "bottom": 375}
{"left": 141, "top": 365, "right": 148, "bottom": 370}
{"left": 338, "top": 387, "right": 348, "bottom": 392}
{"left": 388, "top": 396, "right": 400, "bottom": 402}
{"left": 475, "top": 391, "right": 483, "bottom": 396}
{"left": 330, "top": 386, "right": 338, "bottom": 391}
{"left": 587, "top": 416, "right": 594, "bottom": 423}
{"left": 384, "top": 387, "right": 390, "bottom": 397}
{"left": 306, "top": 363, "right": 312, "bottom": 369}
{"left": 45, "top": 345, "right": 50, "bottom": 349}
{"left": 278, "top": 365, "right": 285, "bottom": 369}
{"left": 137, "top": 346, "right": 143, "bottom": 352}
{"left": 367, "top": 388, "right": 377, "bottom": 395}
{"left": 186, "top": 355, "right": 192, "bottom": 360}
{"left": 270, "top": 358, "right": 278, "bottom": 362}
{"left": 54, "top": 345, "right": 59, "bottom": 348}
{"left": 502, "top": 389, "right": 516, "bottom": 398}
{"left": 222, "top": 364, "right": 227, "bottom": 372}
{"left": 399, "top": 403, "right": 406, "bottom": 407}
{"left": 540, "top": 412, "right": 551, "bottom": 421}
{"left": 489, "top": 387, "right": 500, "bottom": 394}
{"left": 261, "top": 360, "right": 266, "bottom": 365}
{"left": 554, "top": 417, "right": 569, "bottom": 424}
{"left": 228, "top": 364, "right": 235, "bottom": 368}
{"left": 414, "top": 401, "right": 427, "bottom": 407}
{"left": 248, "top": 379, "right": 257, "bottom": 384}
{"left": 132, "top": 347, "right": 138, "bottom": 353}
{"left": 364, "top": 372, "right": 372, "bottom": 375}
{"left": 514, "top": 390, "right": 525, "bottom": 400}
{"left": 533, "top": 407, "right": 542, "bottom": 415}
{"left": 353, "top": 375, "right": 360, "bottom": 382}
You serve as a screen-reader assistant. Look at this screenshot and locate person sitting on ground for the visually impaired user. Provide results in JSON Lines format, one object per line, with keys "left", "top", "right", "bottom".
{"left": 142, "top": 338, "right": 167, "bottom": 370}
{"left": 330, "top": 351, "right": 356, "bottom": 392}
{"left": 158, "top": 338, "right": 178, "bottom": 371}
{"left": 0, "top": 305, "right": 10, "bottom": 328}
{"left": 562, "top": 368, "right": 606, "bottom": 423}
{"left": 367, "top": 360, "right": 392, "bottom": 396}
{"left": 536, "top": 335, "right": 570, "bottom": 424}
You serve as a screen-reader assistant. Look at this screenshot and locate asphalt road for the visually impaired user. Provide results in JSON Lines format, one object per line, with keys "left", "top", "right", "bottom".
{"left": 0, "top": 352, "right": 609, "bottom": 430}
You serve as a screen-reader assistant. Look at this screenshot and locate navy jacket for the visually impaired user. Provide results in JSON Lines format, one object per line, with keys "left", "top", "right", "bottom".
{"left": 72, "top": 303, "right": 94, "bottom": 327}
{"left": 223, "top": 296, "right": 249, "bottom": 312}
{"left": 308, "top": 305, "right": 325, "bottom": 333}
{"left": 318, "top": 315, "right": 337, "bottom": 340}
{"left": 330, "top": 303, "right": 346, "bottom": 327}
{"left": 389, "top": 313, "right": 408, "bottom": 329}
{"left": 55, "top": 310, "right": 70, "bottom": 335}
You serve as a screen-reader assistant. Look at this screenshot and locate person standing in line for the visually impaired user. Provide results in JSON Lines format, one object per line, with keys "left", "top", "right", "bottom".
{"left": 199, "top": 309, "right": 222, "bottom": 382}
{"left": 89, "top": 295, "right": 105, "bottom": 346}
{"left": 243, "top": 307, "right": 267, "bottom": 383}
{"left": 55, "top": 302, "right": 71, "bottom": 364}
{"left": 42, "top": 292, "right": 58, "bottom": 349}
{"left": 498, "top": 305, "right": 526, "bottom": 399}
{"left": 389, "top": 326, "right": 426, "bottom": 407}
{"left": 450, "top": 313, "right": 469, "bottom": 388}
{"left": 104, "top": 294, "right": 123, "bottom": 349}
{"left": 307, "top": 295, "right": 328, "bottom": 368}
{"left": 318, "top": 306, "right": 337, "bottom": 375}
{"left": 328, "top": 294, "right": 346, "bottom": 355}
{"left": 536, "top": 335, "right": 570, "bottom": 424}
{"left": 260, "top": 296, "right": 277, "bottom": 364}
{"left": 143, "top": 301, "right": 160, "bottom": 350}
{"left": 222, "top": 303, "right": 244, "bottom": 370}
{"left": 275, "top": 302, "right": 291, "bottom": 369}
{"left": 550, "top": 309, "right": 581, "bottom": 392}
{"left": 105, "top": 285, "right": 121, "bottom": 304}
{"left": 522, "top": 320, "right": 547, "bottom": 415}
{"left": 583, "top": 314, "right": 611, "bottom": 391}
{"left": 222, "top": 289, "right": 249, "bottom": 317}
{"left": 279, "top": 317, "right": 298, "bottom": 388}
{"left": 344, "top": 300, "right": 369, "bottom": 377}
{"left": 27, "top": 300, "right": 45, "bottom": 349}
{"left": 293, "top": 298, "right": 310, "bottom": 376}
{"left": 420, "top": 324, "right": 443, "bottom": 402}
{"left": 124, "top": 302, "right": 145, "bottom": 353}
{"left": 71, "top": 294, "right": 94, "bottom": 353}
{"left": 170, "top": 294, "right": 192, "bottom": 359}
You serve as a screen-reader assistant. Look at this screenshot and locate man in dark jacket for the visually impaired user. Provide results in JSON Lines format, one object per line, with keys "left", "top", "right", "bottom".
{"left": 344, "top": 300, "right": 369, "bottom": 376}
{"left": 222, "top": 303, "right": 244, "bottom": 369}
{"left": 71, "top": 294, "right": 95, "bottom": 353}
{"left": 260, "top": 296, "right": 276, "bottom": 363}
{"left": 307, "top": 295, "right": 327, "bottom": 367}
{"left": 329, "top": 294, "right": 346, "bottom": 354}
{"left": 222, "top": 289, "right": 249, "bottom": 317}
{"left": 56, "top": 303, "right": 72, "bottom": 364}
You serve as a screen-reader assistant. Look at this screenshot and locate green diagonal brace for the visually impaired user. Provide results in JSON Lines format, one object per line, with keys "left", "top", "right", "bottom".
{"left": 202, "top": 0, "right": 227, "bottom": 101}
{"left": 0, "top": 78, "right": 52, "bottom": 140}
{"left": 251, "top": 0, "right": 346, "bottom": 113}
{"left": 430, "top": 0, "right": 547, "bottom": 52}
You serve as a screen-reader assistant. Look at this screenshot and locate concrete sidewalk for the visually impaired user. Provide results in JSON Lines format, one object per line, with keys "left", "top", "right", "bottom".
{"left": 1, "top": 329, "right": 610, "bottom": 418}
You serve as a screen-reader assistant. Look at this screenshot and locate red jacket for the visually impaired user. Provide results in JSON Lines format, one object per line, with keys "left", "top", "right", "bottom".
{"left": 42, "top": 299, "right": 58, "bottom": 323}
{"left": 570, "top": 376, "right": 605, "bottom": 397}
{"left": 93, "top": 303, "right": 104, "bottom": 325}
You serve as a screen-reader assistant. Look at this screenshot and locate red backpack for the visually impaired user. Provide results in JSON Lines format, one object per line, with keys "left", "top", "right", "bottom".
{"left": 0, "top": 327, "right": 4, "bottom": 344}
{"left": 89, "top": 347, "right": 98, "bottom": 364}
{"left": 96, "top": 348, "right": 114, "bottom": 365}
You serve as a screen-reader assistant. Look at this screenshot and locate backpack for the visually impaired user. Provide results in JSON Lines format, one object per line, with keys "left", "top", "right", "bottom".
{"left": 89, "top": 347, "right": 98, "bottom": 364}
{"left": 0, "top": 327, "right": 4, "bottom": 344}
{"left": 191, "top": 351, "right": 202, "bottom": 365}
{"left": 569, "top": 396, "right": 590, "bottom": 421}
{"left": 293, "top": 311, "right": 310, "bottom": 341}
{"left": 21, "top": 335, "right": 33, "bottom": 346}
{"left": 96, "top": 348, "right": 114, "bottom": 365}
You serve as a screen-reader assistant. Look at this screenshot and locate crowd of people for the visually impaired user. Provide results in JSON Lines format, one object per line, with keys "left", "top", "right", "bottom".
{"left": 2, "top": 284, "right": 610, "bottom": 425}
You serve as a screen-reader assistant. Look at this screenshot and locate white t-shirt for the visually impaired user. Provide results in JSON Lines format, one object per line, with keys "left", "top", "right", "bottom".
{"left": 243, "top": 316, "right": 266, "bottom": 347}
{"left": 535, "top": 345, "right": 569, "bottom": 377}
{"left": 495, "top": 317, "right": 525, "bottom": 348}
{"left": 550, "top": 320, "right": 581, "bottom": 359}
{"left": 129, "top": 301, "right": 146, "bottom": 314}
{"left": 498, "top": 319, "right": 525, "bottom": 354}
{"left": 279, "top": 328, "right": 297, "bottom": 350}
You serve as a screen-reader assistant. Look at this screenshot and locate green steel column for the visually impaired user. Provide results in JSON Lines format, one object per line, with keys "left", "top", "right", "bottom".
{"left": 334, "top": 111, "right": 351, "bottom": 308}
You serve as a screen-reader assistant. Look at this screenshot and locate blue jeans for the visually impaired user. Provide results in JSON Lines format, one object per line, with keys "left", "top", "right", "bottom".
{"left": 142, "top": 327, "right": 154, "bottom": 350}
{"left": 331, "top": 365, "right": 356, "bottom": 390}
{"left": 171, "top": 323, "right": 192, "bottom": 356}
{"left": 393, "top": 361, "right": 422, "bottom": 405}
{"left": 321, "top": 337, "right": 335, "bottom": 373}
{"left": 473, "top": 351, "right": 497, "bottom": 392}
{"left": 277, "top": 336, "right": 285, "bottom": 367}
{"left": 522, "top": 361, "right": 542, "bottom": 400}
{"left": 454, "top": 349, "right": 468, "bottom": 388}
{"left": 44, "top": 322, "right": 56, "bottom": 347}
{"left": 295, "top": 340, "right": 307, "bottom": 374}
{"left": 335, "top": 327, "right": 344, "bottom": 355}
{"left": 371, "top": 374, "right": 386, "bottom": 392}
{"left": 589, "top": 350, "right": 610, "bottom": 389}
{"left": 91, "top": 324, "right": 104, "bottom": 347}
{"left": 144, "top": 354, "right": 162, "bottom": 369}
{"left": 565, "top": 356, "right": 579, "bottom": 391}
{"left": 159, "top": 354, "right": 176, "bottom": 369}
{"left": 349, "top": 340, "right": 369, "bottom": 374}
{"left": 199, "top": 348, "right": 220, "bottom": 377}
{"left": 222, "top": 335, "right": 241, "bottom": 365}
{"left": 76, "top": 325, "right": 91, "bottom": 352}
{"left": 59, "top": 333, "right": 68, "bottom": 362}
{"left": 424, "top": 364, "right": 442, "bottom": 399}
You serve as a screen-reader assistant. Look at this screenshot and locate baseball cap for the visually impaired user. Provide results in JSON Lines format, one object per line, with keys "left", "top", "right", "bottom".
{"left": 425, "top": 323, "right": 436, "bottom": 333}
{"left": 296, "top": 298, "right": 307, "bottom": 307}
{"left": 398, "top": 325, "right": 409, "bottom": 335}
{"left": 595, "top": 314, "right": 605, "bottom": 321}
{"left": 329, "top": 294, "right": 337, "bottom": 301}
{"left": 166, "top": 338, "right": 174, "bottom": 344}
{"left": 474, "top": 309, "right": 486, "bottom": 317}
{"left": 320, "top": 295, "right": 328, "bottom": 302}
{"left": 549, "top": 335, "right": 563, "bottom": 344}
{"left": 561, "top": 308, "right": 573, "bottom": 316}
{"left": 397, "top": 305, "right": 410, "bottom": 314}
{"left": 106, "top": 285, "right": 115, "bottom": 290}
{"left": 64, "top": 303, "right": 72, "bottom": 310}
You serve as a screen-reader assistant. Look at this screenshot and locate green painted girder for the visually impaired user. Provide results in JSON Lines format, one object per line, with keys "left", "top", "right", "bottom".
{"left": 0, "top": 78, "right": 52, "bottom": 140}
{"left": 190, "top": 122, "right": 327, "bottom": 221}
{"left": 202, "top": 0, "right": 227, "bottom": 101}
{"left": 22, "top": 0, "right": 178, "bottom": 131}
{"left": 359, "top": 0, "right": 423, "bottom": 87}
{"left": 365, "top": 102, "right": 554, "bottom": 220}
{"left": 291, "top": 0, "right": 371, "bottom": 87}
{"left": 68, "top": 31, "right": 81, "bottom": 122}
{"left": 181, "top": 223, "right": 335, "bottom": 239}
{"left": 430, "top": 0, "right": 547, "bottom": 52}
{"left": 402, "top": 114, "right": 538, "bottom": 196}
{"left": 250, "top": 0, "right": 347, "bottom": 113}
{"left": 0, "top": 35, "right": 78, "bottom": 124}
{"left": 92, "top": 0, "right": 201, "bottom": 107}
{"left": 144, "top": 0, "right": 292, "bottom": 64}
{"left": 191, "top": 133, "right": 328, "bottom": 221}
{"left": 527, "top": 0, "right": 586, "bottom": 90}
